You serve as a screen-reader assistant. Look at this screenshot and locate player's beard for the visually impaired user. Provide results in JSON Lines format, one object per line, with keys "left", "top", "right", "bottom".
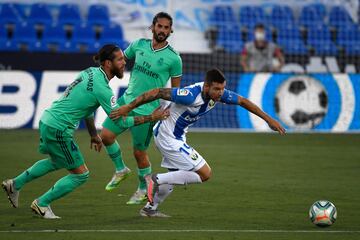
{"left": 153, "top": 31, "right": 169, "bottom": 43}
{"left": 112, "top": 68, "right": 124, "bottom": 79}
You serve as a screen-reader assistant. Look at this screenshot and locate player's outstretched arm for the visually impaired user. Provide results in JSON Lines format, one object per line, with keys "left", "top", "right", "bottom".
{"left": 110, "top": 88, "right": 172, "bottom": 120}
{"left": 238, "top": 96, "right": 286, "bottom": 135}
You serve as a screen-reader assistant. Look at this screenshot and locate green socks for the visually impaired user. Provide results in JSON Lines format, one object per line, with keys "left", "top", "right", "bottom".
{"left": 138, "top": 166, "right": 152, "bottom": 191}
{"left": 14, "top": 158, "right": 57, "bottom": 191}
{"left": 105, "top": 141, "right": 126, "bottom": 172}
{"left": 37, "top": 171, "right": 89, "bottom": 207}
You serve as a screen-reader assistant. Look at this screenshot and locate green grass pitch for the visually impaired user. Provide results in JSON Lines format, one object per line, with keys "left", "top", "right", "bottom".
{"left": 0, "top": 130, "right": 359, "bottom": 240}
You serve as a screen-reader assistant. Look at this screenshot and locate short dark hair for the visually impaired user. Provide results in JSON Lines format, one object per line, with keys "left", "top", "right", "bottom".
{"left": 254, "top": 23, "right": 265, "bottom": 30}
{"left": 205, "top": 68, "right": 226, "bottom": 84}
{"left": 152, "top": 12, "right": 173, "bottom": 27}
{"left": 93, "top": 44, "right": 120, "bottom": 65}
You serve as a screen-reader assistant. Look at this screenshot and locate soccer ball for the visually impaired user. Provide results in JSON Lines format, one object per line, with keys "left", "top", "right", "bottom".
{"left": 275, "top": 75, "right": 328, "bottom": 130}
{"left": 309, "top": 200, "right": 337, "bottom": 227}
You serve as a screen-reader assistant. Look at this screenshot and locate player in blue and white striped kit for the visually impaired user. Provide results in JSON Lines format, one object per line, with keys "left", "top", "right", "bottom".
{"left": 109, "top": 68, "right": 286, "bottom": 217}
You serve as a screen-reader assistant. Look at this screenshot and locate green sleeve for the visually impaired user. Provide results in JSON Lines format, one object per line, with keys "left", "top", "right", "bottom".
{"left": 170, "top": 55, "right": 183, "bottom": 77}
{"left": 94, "top": 85, "right": 135, "bottom": 128}
{"left": 94, "top": 87, "right": 119, "bottom": 116}
{"left": 124, "top": 39, "right": 139, "bottom": 60}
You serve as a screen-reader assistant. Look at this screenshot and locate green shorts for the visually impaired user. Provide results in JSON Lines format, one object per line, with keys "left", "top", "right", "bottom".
{"left": 102, "top": 96, "right": 155, "bottom": 151}
{"left": 38, "top": 121, "right": 85, "bottom": 170}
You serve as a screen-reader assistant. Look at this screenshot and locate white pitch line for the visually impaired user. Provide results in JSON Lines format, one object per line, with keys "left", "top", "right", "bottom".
{"left": 0, "top": 230, "right": 359, "bottom": 233}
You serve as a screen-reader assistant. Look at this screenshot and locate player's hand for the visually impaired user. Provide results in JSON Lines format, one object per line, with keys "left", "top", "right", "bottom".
{"left": 267, "top": 118, "right": 286, "bottom": 135}
{"left": 90, "top": 134, "right": 102, "bottom": 152}
{"left": 110, "top": 105, "right": 132, "bottom": 120}
{"left": 151, "top": 106, "right": 170, "bottom": 121}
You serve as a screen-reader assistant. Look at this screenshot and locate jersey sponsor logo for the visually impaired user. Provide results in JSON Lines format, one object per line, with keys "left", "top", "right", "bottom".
{"left": 177, "top": 89, "right": 190, "bottom": 96}
{"left": 184, "top": 114, "right": 201, "bottom": 122}
{"left": 110, "top": 96, "right": 117, "bottom": 108}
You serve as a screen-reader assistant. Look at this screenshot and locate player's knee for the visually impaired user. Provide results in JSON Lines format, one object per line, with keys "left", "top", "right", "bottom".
{"left": 199, "top": 166, "right": 212, "bottom": 182}
{"left": 100, "top": 128, "right": 116, "bottom": 146}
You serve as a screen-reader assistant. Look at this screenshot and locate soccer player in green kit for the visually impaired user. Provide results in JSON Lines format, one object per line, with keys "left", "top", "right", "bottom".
{"left": 1, "top": 44, "right": 169, "bottom": 219}
{"left": 101, "top": 12, "right": 183, "bottom": 205}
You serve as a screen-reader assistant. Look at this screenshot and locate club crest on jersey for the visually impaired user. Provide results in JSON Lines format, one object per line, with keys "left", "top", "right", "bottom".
{"left": 208, "top": 100, "right": 215, "bottom": 108}
{"left": 157, "top": 58, "right": 164, "bottom": 66}
{"left": 190, "top": 151, "right": 199, "bottom": 161}
{"left": 177, "top": 89, "right": 190, "bottom": 96}
{"left": 110, "top": 96, "right": 117, "bottom": 108}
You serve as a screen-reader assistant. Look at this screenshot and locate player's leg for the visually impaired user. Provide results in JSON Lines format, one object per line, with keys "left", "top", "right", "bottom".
{"left": 31, "top": 129, "right": 89, "bottom": 219}
{"left": 126, "top": 120, "right": 154, "bottom": 205}
{"left": 2, "top": 122, "right": 59, "bottom": 208}
{"left": 141, "top": 138, "right": 210, "bottom": 217}
{"left": 140, "top": 183, "right": 173, "bottom": 218}
{"left": 2, "top": 158, "right": 58, "bottom": 208}
{"left": 102, "top": 97, "right": 131, "bottom": 191}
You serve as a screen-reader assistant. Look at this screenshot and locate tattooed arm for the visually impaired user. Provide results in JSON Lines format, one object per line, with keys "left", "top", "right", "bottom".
{"left": 110, "top": 88, "right": 172, "bottom": 120}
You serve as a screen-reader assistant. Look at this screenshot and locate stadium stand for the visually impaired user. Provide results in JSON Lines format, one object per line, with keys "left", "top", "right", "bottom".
{"left": 0, "top": 1, "right": 358, "bottom": 59}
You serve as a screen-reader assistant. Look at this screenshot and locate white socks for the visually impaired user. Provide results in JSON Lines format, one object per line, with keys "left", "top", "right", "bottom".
{"left": 146, "top": 184, "right": 174, "bottom": 210}
{"left": 156, "top": 170, "right": 202, "bottom": 185}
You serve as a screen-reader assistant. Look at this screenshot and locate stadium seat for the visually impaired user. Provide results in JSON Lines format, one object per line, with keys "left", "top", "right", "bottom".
{"left": 299, "top": 5, "right": 325, "bottom": 28}
{"left": 216, "top": 25, "right": 243, "bottom": 53}
{"left": 28, "top": 3, "right": 53, "bottom": 26}
{"left": 0, "top": 3, "right": 23, "bottom": 25}
{"left": 239, "top": 6, "right": 266, "bottom": 29}
{"left": 98, "top": 23, "right": 128, "bottom": 50}
{"left": 12, "top": 22, "right": 38, "bottom": 51}
{"left": 87, "top": 4, "right": 110, "bottom": 26}
{"left": 307, "top": 24, "right": 338, "bottom": 55}
{"left": 329, "top": 6, "right": 354, "bottom": 28}
{"left": 268, "top": 5, "right": 295, "bottom": 29}
{"left": 71, "top": 24, "right": 97, "bottom": 53}
{"left": 210, "top": 5, "right": 237, "bottom": 27}
{"left": 40, "top": 24, "right": 67, "bottom": 52}
{"left": 277, "top": 25, "right": 307, "bottom": 55}
{"left": 336, "top": 24, "right": 360, "bottom": 56}
{"left": 57, "top": 3, "right": 82, "bottom": 26}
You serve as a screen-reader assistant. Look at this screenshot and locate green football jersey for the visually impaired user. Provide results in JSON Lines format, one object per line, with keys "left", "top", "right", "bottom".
{"left": 41, "top": 67, "right": 130, "bottom": 131}
{"left": 123, "top": 38, "right": 182, "bottom": 115}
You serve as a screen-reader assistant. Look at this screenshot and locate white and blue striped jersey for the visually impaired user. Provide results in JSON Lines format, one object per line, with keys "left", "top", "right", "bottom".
{"left": 153, "top": 82, "right": 238, "bottom": 141}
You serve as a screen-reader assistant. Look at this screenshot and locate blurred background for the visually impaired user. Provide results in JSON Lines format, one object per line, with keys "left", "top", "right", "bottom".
{"left": 0, "top": 0, "right": 359, "bottom": 133}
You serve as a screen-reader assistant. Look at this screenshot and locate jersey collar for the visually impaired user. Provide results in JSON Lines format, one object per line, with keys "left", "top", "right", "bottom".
{"left": 99, "top": 67, "right": 110, "bottom": 83}
{"left": 150, "top": 41, "right": 169, "bottom": 52}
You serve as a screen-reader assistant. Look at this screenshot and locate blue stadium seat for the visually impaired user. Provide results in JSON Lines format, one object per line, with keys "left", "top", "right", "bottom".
{"left": 98, "top": 23, "right": 128, "bottom": 50}
{"left": 299, "top": 5, "right": 325, "bottom": 28}
{"left": 71, "top": 24, "right": 97, "bottom": 53}
{"left": 277, "top": 25, "right": 307, "bottom": 55}
{"left": 210, "top": 5, "right": 237, "bottom": 27}
{"left": 12, "top": 22, "right": 38, "bottom": 50}
{"left": 307, "top": 24, "right": 338, "bottom": 55}
{"left": 40, "top": 24, "right": 67, "bottom": 52}
{"left": 0, "top": 3, "right": 23, "bottom": 25}
{"left": 336, "top": 24, "right": 360, "bottom": 56}
{"left": 216, "top": 25, "right": 243, "bottom": 53}
{"left": 28, "top": 3, "right": 53, "bottom": 26}
{"left": 269, "top": 5, "right": 295, "bottom": 29}
{"left": 58, "top": 3, "right": 82, "bottom": 26}
{"left": 329, "top": 6, "right": 353, "bottom": 28}
{"left": 239, "top": 6, "right": 266, "bottom": 29}
{"left": 87, "top": 4, "right": 110, "bottom": 26}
